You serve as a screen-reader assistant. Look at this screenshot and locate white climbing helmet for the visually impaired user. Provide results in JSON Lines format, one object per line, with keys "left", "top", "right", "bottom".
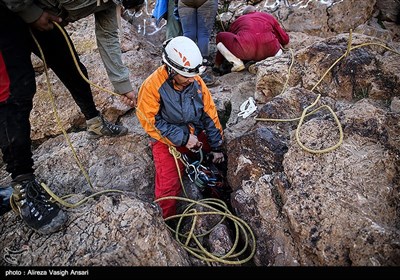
{"left": 162, "top": 36, "right": 203, "bottom": 77}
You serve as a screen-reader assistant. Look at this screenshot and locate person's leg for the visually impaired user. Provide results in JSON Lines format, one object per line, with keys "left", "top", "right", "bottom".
{"left": 215, "top": 32, "right": 230, "bottom": 67}
{"left": 215, "top": 32, "right": 245, "bottom": 72}
{"left": 31, "top": 24, "right": 128, "bottom": 138}
{"left": 0, "top": 9, "right": 36, "bottom": 179}
{"left": 94, "top": 7, "right": 131, "bottom": 94}
{"left": 177, "top": 1, "right": 197, "bottom": 42}
{"left": 196, "top": 0, "right": 218, "bottom": 58}
{"left": 30, "top": 26, "right": 99, "bottom": 120}
{"left": 216, "top": 32, "right": 246, "bottom": 60}
{"left": 166, "top": 0, "right": 182, "bottom": 40}
{"left": 217, "top": 42, "right": 245, "bottom": 72}
{"left": 0, "top": 8, "right": 67, "bottom": 234}
{"left": 152, "top": 141, "right": 184, "bottom": 219}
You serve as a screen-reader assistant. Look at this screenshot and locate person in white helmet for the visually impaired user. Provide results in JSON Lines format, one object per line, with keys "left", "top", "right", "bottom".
{"left": 136, "top": 36, "right": 225, "bottom": 219}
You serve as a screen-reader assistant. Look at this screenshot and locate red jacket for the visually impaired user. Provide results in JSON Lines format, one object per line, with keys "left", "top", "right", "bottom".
{"left": 217, "top": 11, "right": 289, "bottom": 61}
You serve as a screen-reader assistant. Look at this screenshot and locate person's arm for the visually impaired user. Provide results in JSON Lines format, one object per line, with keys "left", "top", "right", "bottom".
{"left": 32, "top": 10, "right": 63, "bottom": 31}
{"left": 2, "top": 0, "right": 62, "bottom": 31}
{"left": 136, "top": 76, "right": 160, "bottom": 139}
{"left": 271, "top": 16, "right": 290, "bottom": 47}
{"left": 198, "top": 79, "right": 224, "bottom": 163}
{"left": 120, "top": 91, "right": 137, "bottom": 107}
{"left": 2, "top": 0, "right": 42, "bottom": 23}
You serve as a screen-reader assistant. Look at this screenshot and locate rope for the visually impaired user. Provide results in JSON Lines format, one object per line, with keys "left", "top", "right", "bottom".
{"left": 155, "top": 196, "right": 256, "bottom": 265}
{"left": 30, "top": 29, "right": 94, "bottom": 191}
{"left": 255, "top": 29, "right": 400, "bottom": 154}
{"left": 33, "top": 21, "right": 257, "bottom": 265}
{"left": 25, "top": 24, "right": 125, "bottom": 209}
{"left": 40, "top": 182, "right": 124, "bottom": 208}
{"left": 53, "top": 22, "right": 120, "bottom": 97}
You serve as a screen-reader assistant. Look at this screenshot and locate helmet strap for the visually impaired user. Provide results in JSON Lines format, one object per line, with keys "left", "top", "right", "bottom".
{"left": 165, "top": 65, "right": 177, "bottom": 79}
{"left": 164, "top": 65, "right": 178, "bottom": 87}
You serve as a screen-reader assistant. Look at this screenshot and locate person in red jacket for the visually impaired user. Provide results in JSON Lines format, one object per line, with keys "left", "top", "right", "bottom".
{"left": 214, "top": 5, "right": 290, "bottom": 74}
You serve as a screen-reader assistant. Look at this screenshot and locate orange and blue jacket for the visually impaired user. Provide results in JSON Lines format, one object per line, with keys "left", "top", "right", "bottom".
{"left": 136, "top": 65, "right": 224, "bottom": 151}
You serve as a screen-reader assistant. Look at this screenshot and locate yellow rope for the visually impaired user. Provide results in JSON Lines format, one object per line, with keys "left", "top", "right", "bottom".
{"left": 30, "top": 29, "right": 94, "bottom": 192}
{"left": 53, "top": 22, "right": 120, "bottom": 97}
{"left": 28, "top": 24, "right": 126, "bottom": 208}
{"left": 295, "top": 98, "right": 343, "bottom": 154}
{"left": 255, "top": 29, "right": 400, "bottom": 154}
{"left": 156, "top": 196, "right": 256, "bottom": 264}
{"left": 281, "top": 47, "right": 295, "bottom": 94}
{"left": 136, "top": 108, "right": 256, "bottom": 264}
{"left": 39, "top": 21, "right": 256, "bottom": 264}
{"left": 41, "top": 182, "right": 124, "bottom": 208}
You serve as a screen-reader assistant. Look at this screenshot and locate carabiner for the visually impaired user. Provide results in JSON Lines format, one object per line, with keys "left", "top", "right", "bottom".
{"left": 186, "top": 164, "right": 197, "bottom": 182}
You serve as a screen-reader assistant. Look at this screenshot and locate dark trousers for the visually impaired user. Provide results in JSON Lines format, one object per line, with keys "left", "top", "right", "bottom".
{"left": 0, "top": 7, "right": 99, "bottom": 179}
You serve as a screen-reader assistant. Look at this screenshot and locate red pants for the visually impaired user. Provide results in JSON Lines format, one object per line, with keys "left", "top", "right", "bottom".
{"left": 0, "top": 52, "right": 10, "bottom": 102}
{"left": 151, "top": 132, "right": 210, "bottom": 219}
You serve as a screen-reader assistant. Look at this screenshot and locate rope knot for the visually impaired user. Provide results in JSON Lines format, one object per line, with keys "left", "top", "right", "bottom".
{"left": 169, "top": 146, "right": 181, "bottom": 159}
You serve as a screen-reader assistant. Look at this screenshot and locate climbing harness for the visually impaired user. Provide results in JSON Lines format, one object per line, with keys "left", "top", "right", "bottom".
{"left": 238, "top": 96, "right": 257, "bottom": 118}
{"left": 181, "top": 149, "right": 227, "bottom": 199}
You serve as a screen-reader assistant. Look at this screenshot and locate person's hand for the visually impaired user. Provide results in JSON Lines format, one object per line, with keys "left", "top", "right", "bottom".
{"left": 120, "top": 91, "right": 137, "bottom": 107}
{"left": 185, "top": 134, "right": 201, "bottom": 150}
{"left": 30, "top": 11, "right": 62, "bottom": 31}
{"left": 211, "top": 151, "right": 224, "bottom": 164}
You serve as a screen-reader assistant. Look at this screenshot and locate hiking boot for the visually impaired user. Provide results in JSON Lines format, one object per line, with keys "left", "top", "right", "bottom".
{"left": 201, "top": 72, "right": 216, "bottom": 87}
{"left": 275, "top": 48, "right": 283, "bottom": 57}
{"left": 212, "top": 61, "right": 232, "bottom": 76}
{"left": 86, "top": 115, "right": 128, "bottom": 139}
{"left": 11, "top": 174, "right": 67, "bottom": 234}
{"left": 217, "top": 42, "right": 245, "bottom": 72}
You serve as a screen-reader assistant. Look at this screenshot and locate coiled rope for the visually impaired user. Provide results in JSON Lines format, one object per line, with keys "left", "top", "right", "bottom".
{"left": 156, "top": 196, "right": 256, "bottom": 264}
